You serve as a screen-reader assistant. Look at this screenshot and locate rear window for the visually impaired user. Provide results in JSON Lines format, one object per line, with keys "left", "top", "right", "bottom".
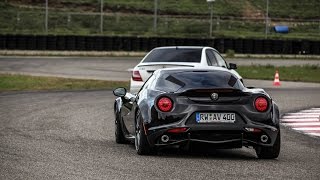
{"left": 155, "top": 71, "right": 243, "bottom": 92}
{"left": 143, "top": 48, "right": 202, "bottom": 63}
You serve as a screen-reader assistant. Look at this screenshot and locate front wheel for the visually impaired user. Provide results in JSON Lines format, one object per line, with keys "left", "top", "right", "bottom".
{"left": 135, "top": 111, "right": 153, "bottom": 155}
{"left": 255, "top": 131, "right": 281, "bottom": 159}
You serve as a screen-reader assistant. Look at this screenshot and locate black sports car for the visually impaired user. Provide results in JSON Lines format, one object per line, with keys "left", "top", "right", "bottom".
{"left": 113, "top": 67, "right": 280, "bottom": 159}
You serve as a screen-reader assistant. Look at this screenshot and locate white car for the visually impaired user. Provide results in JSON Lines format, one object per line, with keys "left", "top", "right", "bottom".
{"left": 130, "top": 46, "right": 242, "bottom": 93}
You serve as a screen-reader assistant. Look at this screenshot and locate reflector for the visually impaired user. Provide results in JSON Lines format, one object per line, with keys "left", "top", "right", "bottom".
{"left": 245, "top": 128, "right": 262, "bottom": 133}
{"left": 167, "top": 127, "right": 189, "bottom": 133}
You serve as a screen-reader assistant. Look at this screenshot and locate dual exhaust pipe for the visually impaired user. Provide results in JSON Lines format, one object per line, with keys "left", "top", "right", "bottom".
{"left": 161, "top": 135, "right": 170, "bottom": 143}
{"left": 260, "top": 134, "right": 269, "bottom": 143}
{"left": 245, "top": 128, "right": 269, "bottom": 143}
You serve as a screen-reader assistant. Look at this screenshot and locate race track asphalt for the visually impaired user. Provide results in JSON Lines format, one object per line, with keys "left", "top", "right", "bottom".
{"left": 0, "top": 56, "right": 320, "bottom": 179}
{"left": 1, "top": 56, "right": 320, "bottom": 82}
{"left": 1, "top": 88, "right": 320, "bottom": 179}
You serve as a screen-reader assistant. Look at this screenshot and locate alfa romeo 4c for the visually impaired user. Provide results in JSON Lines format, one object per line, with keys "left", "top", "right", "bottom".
{"left": 113, "top": 67, "right": 280, "bottom": 159}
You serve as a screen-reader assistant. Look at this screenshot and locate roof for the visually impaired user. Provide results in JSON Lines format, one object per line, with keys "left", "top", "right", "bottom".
{"left": 153, "top": 46, "right": 205, "bottom": 50}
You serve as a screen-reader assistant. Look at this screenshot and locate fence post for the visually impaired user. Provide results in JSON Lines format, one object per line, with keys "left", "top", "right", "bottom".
{"left": 265, "top": 0, "right": 269, "bottom": 39}
{"left": 153, "top": 0, "right": 158, "bottom": 33}
{"left": 16, "top": 12, "right": 20, "bottom": 28}
{"left": 45, "top": 0, "right": 48, "bottom": 34}
{"left": 100, "top": 0, "right": 104, "bottom": 34}
{"left": 67, "top": 14, "right": 71, "bottom": 27}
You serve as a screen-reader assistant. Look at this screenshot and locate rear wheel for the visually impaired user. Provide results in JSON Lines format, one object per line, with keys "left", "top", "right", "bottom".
{"left": 135, "top": 111, "right": 153, "bottom": 155}
{"left": 255, "top": 131, "right": 281, "bottom": 159}
{"left": 115, "top": 110, "right": 127, "bottom": 144}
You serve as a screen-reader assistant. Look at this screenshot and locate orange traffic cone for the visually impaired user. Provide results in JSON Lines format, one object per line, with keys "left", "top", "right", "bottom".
{"left": 273, "top": 70, "right": 281, "bottom": 86}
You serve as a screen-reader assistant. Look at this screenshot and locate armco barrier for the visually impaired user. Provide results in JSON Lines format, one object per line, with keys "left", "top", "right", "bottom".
{"left": 0, "top": 34, "right": 319, "bottom": 54}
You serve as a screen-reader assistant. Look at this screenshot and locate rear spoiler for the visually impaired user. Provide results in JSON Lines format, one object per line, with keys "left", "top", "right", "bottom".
{"left": 179, "top": 88, "right": 250, "bottom": 97}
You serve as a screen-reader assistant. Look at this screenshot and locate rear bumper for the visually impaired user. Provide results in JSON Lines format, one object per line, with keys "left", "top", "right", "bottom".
{"left": 146, "top": 122, "right": 279, "bottom": 149}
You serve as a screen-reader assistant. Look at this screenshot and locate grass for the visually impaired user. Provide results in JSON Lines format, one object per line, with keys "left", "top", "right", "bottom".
{"left": 237, "top": 65, "right": 320, "bottom": 83}
{"left": 1, "top": 10, "right": 319, "bottom": 40}
{"left": 0, "top": 1, "right": 319, "bottom": 40}
{"left": 6, "top": 0, "right": 320, "bottom": 18}
{"left": 0, "top": 65, "right": 319, "bottom": 92}
{"left": 248, "top": 0, "right": 320, "bottom": 19}
{"left": 0, "top": 74, "right": 129, "bottom": 91}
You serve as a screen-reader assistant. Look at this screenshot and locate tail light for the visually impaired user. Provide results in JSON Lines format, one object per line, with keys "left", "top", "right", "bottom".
{"left": 132, "top": 70, "right": 143, "bottom": 81}
{"left": 157, "top": 97, "right": 173, "bottom": 112}
{"left": 254, "top": 97, "right": 268, "bottom": 112}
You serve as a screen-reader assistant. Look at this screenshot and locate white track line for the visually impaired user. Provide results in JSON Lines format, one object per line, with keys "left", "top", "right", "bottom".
{"left": 310, "top": 108, "right": 320, "bottom": 110}
{"left": 285, "top": 113, "right": 320, "bottom": 116}
{"left": 307, "top": 133, "right": 320, "bottom": 137}
{"left": 282, "top": 122, "right": 320, "bottom": 126}
{"left": 293, "top": 127, "right": 320, "bottom": 131}
{"left": 281, "top": 119, "right": 319, "bottom": 122}
{"left": 299, "top": 110, "right": 320, "bottom": 113}
{"left": 281, "top": 108, "right": 320, "bottom": 137}
{"left": 281, "top": 115, "right": 320, "bottom": 119}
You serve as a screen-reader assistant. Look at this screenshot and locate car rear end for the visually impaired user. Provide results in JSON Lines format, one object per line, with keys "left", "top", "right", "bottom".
{"left": 144, "top": 69, "right": 279, "bottom": 150}
{"left": 130, "top": 47, "right": 204, "bottom": 93}
{"left": 130, "top": 63, "right": 197, "bottom": 93}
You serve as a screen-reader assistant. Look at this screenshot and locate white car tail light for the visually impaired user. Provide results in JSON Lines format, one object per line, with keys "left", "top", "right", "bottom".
{"left": 132, "top": 70, "right": 143, "bottom": 81}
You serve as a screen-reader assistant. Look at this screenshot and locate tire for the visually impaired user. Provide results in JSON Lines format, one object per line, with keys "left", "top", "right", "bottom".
{"left": 255, "top": 131, "right": 281, "bottom": 159}
{"left": 135, "top": 111, "right": 153, "bottom": 155}
{"left": 115, "top": 110, "right": 127, "bottom": 144}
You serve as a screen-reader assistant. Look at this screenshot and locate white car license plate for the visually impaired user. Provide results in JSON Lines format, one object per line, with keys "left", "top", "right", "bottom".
{"left": 196, "top": 113, "right": 236, "bottom": 123}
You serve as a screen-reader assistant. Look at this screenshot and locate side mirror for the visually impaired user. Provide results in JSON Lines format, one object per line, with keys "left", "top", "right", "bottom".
{"left": 229, "top": 63, "right": 237, "bottom": 70}
{"left": 113, "top": 87, "right": 127, "bottom": 97}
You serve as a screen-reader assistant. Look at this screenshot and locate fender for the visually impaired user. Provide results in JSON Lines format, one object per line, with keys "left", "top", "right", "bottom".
{"left": 114, "top": 97, "right": 123, "bottom": 113}
{"left": 272, "top": 102, "right": 280, "bottom": 127}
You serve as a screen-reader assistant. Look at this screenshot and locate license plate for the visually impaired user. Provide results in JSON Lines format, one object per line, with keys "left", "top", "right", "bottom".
{"left": 196, "top": 113, "right": 236, "bottom": 123}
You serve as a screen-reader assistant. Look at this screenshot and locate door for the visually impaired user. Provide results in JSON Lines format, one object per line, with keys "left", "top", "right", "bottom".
{"left": 121, "top": 98, "right": 135, "bottom": 135}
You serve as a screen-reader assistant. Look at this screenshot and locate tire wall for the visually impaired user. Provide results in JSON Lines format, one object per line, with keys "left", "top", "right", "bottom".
{"left": 0, "top": 35, "right": 319, "bottom": 54}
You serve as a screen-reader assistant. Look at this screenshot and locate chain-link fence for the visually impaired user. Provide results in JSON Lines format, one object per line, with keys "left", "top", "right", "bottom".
{"left": 0, "top": 0, "right": 319, "bottom": 39}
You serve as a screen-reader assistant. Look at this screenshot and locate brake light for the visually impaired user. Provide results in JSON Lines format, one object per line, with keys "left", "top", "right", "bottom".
{"left": 157, "top": 97, "right": 173, "bottom": 112}
{"left": 254, "top": 97, "right": 268, "bottom": 112}
{"left": 132, "top": 70, "right": 142, "bottom": 81}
